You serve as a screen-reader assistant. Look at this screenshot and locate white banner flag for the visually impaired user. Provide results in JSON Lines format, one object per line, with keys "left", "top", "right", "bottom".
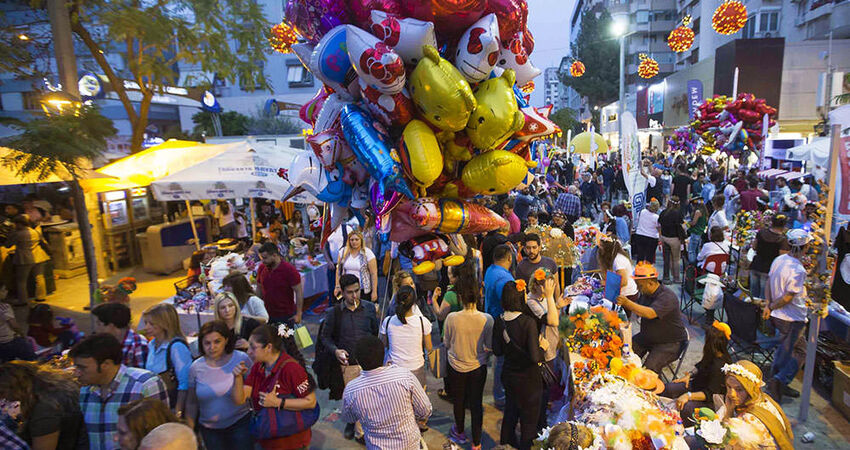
{"left": 620, "top": 111, "right": 647, "bottom": 222}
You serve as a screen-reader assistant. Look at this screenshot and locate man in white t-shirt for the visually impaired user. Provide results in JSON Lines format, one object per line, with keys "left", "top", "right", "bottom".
{"left": 763, "top": 229, "right": 810, "bottom": 403}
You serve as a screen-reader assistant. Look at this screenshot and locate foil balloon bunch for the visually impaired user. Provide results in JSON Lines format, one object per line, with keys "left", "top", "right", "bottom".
{"left": 282, "top": 0, "right": 561, "bottom": 265}
{"left": 689, "top": 93, "right": 776, "bottom": 156}
{"left": 666, "top": 126, "right": 697, "bottom": 154}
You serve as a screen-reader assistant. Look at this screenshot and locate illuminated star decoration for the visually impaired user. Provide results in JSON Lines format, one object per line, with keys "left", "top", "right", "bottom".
{"left": 712, "top": 1, "right": 748, "bottom": 35}
{"left": 277, "top": 168, "right": 289, "bottom": 181}
{"left": 270, "top": 21, "right": 299, "bottom": 54}
{"left": 570, "top": 60, "right": 585, "bottom": 78}
{"left": 637, "top": 53, "right": 659, "bottom": 79}
{"left": 667, "top": 15, "right": 695, "bottom": 52}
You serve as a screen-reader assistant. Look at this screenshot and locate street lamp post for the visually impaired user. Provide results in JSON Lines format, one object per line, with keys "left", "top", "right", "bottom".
{"left": 611, "top": 14, "right": 631, "bottom": 155}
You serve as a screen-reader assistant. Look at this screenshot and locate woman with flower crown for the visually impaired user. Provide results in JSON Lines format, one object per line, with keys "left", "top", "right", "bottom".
{"left": 717, "top": 360, "right": 793, "bottom": 449}
{"left": 232, "top": 323, "right": 318, "bottom": 449}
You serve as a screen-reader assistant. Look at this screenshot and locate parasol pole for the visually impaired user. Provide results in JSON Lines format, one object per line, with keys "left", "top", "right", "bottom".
{"left": 798, "top": 123, "right": 840, "bottom": 421}
{"left": 185, "top": 200, "right": 201, "bottom": 250}
{"left": 249, "top": 197, "right": 257, "bottom": 241}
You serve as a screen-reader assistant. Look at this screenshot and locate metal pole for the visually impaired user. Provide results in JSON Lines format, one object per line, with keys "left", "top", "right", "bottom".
{"left": 618, "top": 35, "right": 625, "bottom": 155}
{"left": 798, "top": 123, "right": 840, "bottom": 421}
{"left": 185, "top": 200, "right": 201, "bottom": 250}
{"left": 249, "top": 198, "right": 256, "bottom": 241}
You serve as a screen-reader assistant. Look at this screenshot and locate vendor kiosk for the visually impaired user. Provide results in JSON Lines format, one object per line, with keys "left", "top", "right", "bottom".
{"left": 99, "top": 187, "right": 159, "bottom": 272}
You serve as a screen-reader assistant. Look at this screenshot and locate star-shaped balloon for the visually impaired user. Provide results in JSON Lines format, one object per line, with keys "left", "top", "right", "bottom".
{"left": 277, "top": 168, "right": 289, "bottom": 181}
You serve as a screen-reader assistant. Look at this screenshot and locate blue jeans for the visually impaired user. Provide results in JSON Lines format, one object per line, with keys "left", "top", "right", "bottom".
{"left": 687, "top": 234, "right": 702, "bottom": 265}
{"left": 769, "top": 317, "right": 806, "bottom": 385}
{"left": 749, "top": 271, "right": 769, "bottom": 299}
{"left": 199, "top": 413, "right": 253, "bottom": 450}
{"left": 493, "top": 355, "right": 505, "bottom": 405}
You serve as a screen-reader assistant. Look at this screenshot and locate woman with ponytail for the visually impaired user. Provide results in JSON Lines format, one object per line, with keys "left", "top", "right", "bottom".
{"left": 232, "top": 323, "right": 317, "bottom": 449}
{"left": 379, "top": 285, "right": 433, "bottom": 389}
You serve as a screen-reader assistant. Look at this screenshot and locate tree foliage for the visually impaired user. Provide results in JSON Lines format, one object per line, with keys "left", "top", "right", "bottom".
{"left": 245, "top": 108, "right": 302, "bottom": 135}
{"left": 0, "top": 0, "right": 271, "bottom": 152}
{"left": 0, "top": 106, "right": 115, "bottom": 180}
{"left": 192, "top": 110, "right": 251, "bottom": 137}
{"left": 549, "top": 108, "right": 583, "bottom": 136}
{"left": 560, "top": 10, "right": 619, "bottom": 109}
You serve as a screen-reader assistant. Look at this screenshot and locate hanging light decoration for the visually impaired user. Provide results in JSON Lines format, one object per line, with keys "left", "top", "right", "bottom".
{"left": 712, "top": 1, "right": 748, "bottom": 35}
{"left": 269, "top": 21, "right": 299, "bottom": 54}
{"left": 667, "top": 15, "right": 695, "bottom": 53}
{"left": 637, "top": 53, "right": 659, "bottom": 79}
{"left": 569, "top": 60, "right": 585, "bottom": 78}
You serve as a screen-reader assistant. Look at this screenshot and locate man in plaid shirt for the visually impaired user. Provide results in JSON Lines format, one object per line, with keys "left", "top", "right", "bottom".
{"left": 92, "top": 303, "right": 148, "bottom": 368}
{"left": 71, "top": 334, "right": 167, "bottom": 450}
{"left": 555, "top": 185, "right": 582, "bottom": 223}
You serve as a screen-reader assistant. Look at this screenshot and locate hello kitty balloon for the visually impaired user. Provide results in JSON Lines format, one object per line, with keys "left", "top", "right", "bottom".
{"left": 454, "top": 13, "right": 500, "bottom": 83}
{"left": 347, "top": 25, "right": 406, "bottom": 94}
{"left": 369, "top": 11, "right": 437, "bottom": 66}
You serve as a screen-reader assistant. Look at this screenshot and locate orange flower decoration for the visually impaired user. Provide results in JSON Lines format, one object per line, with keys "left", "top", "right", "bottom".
{"left": 533, "top": 268, "right": 547, "bottom": 281}
{"left": 515, "top": 279, "right": 527, "bottom": 291}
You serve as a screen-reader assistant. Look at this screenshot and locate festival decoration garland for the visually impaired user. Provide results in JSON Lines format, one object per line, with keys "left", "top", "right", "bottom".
{"left": 712, "top": 1, "right": 748, "bottom": 35}
{"left": 637, "top": 53, "right": 659, "bottom": 79}
{"left": 570, "top": 60, "right": 586, "bottom": 78}
{"left": 270, "top": 21, "right": 300, "bottom": 54}
{"left": 667, "top": 15, "right": 695, "bottom": 53}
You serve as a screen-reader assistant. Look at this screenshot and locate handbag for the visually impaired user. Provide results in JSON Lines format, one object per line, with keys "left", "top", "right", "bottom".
{"left": 427, "top": 345, "right": 447, "bottom": 378}
{"left": 157, "top": 338, "right": 188, "bottom": 407}
{"left": 503, "top": 322, "right": 558, "bottom": 387}
{"left": 249, "top": 357, "right": 321, "bottom": 440}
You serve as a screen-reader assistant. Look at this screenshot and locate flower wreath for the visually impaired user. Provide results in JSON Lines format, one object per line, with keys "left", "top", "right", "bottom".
{"left": 721, "top": 363, "right": 764, "bottom": 387}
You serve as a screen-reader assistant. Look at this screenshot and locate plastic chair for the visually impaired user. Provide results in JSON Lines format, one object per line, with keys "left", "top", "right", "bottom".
{"left": 660, "top": 328, "right": 690, "bottom": 383}
{"left": 702, "top": 253, "right": 729, "bottom": 277}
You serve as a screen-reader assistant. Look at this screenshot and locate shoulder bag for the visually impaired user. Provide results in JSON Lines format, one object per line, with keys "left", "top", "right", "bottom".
{"left": 249, "top": 357, "right": 321, "bottom": 440}
{"left": 504, "top": 319, "right": 557, "bottom": 386}
{"left": 157, "top": 338, "right": 189, "bottom": 407}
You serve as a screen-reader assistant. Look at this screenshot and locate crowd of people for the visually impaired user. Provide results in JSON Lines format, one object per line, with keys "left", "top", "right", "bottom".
{"left": 0, "top": 148, "right": 821, "bottom": 450}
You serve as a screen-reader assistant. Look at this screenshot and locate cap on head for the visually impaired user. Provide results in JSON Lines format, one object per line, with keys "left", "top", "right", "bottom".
{"left": 786, "top": 228, "right": 812, "bottom": 247}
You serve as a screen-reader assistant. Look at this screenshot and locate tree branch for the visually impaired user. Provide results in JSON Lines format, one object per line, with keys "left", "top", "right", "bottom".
{"left": 71, "top": 20, "right": 138, "bottom": 126}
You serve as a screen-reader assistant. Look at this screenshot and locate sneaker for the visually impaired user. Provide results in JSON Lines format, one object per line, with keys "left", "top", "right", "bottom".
{"left": 437, "top": 388, "right": 452, "bottom": 401}
{"left": 448, "top": 425, "right": 469, "bottom": 445}
{"left": 344, "top": 423, "right": 355, "bottom": 440}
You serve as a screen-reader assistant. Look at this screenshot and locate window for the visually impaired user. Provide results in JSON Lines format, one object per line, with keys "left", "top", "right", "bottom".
{"left": 741, "top": 14, "right": 756, "bottom": 38}
{"left": 22, "top": 91, "right": 41, "bottom": 110}
{"left": 286, "top": 63, "right": 313, "bottom": 88}
{"left": 759, "top": 11, "right": 779, "bottom": 32}
{"left": 636, "top": 10, "right": 649, "bottom": 23}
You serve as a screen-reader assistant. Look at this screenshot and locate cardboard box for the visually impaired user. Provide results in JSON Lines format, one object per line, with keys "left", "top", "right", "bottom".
{"left": 833, "top": 360, "right": 850, "bottom": 421}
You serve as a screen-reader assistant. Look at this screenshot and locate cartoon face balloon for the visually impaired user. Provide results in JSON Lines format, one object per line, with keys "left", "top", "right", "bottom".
{"left": 313, "top": 93, "right": 349, "bottom": 133}
{"left": 347, "top": 26, "right": 406, "bottom": 94}
{"left": 398, "top": 119, "right": 444, "bottom": 192}
{"left": 466, "top": 69, "right": 524, "bottom": 150}
{"left": 461, "top": 149, "right": 537, "bottom": 195}
{"left": 499, "top": 105, "right": 561, "bottom": 153}
{"left": 369, "top": 11, "right": 437, "bottom": 66}
{"left": 282, "top": 151, "right": 329, "bottom": 201}
{"left": 409, "top": 45, "right": 477, "bottom": 132}
{"left": 306, "top": 27, "right": 360, "bottom": 99}
{"left": 339, "top": 104, "right": 415, "bottom": 199}
{"left": 454, "top": 13, "right": 500, "bottom": 83}
{"left": 359, "top": 79, "right": 415, "bottom": 128}
{"left": 316, "top": 162, "right": 353, "bottom": 207}
{"left": 497, "top": 31, "right": 541, "bottom": 86}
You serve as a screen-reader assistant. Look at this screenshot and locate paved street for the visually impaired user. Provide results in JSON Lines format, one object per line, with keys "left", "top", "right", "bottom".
{"left": 22, "top": 267, "right": 850, "bottom": 449}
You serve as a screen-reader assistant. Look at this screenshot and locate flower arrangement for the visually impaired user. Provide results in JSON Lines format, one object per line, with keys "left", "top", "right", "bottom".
{"left": 515, "top": 279, "right": 527, "bottom": 291}
{"left": 565, "top": 276, "right": 605, "bottom": 306}
{"left": 561, "top": 306, "right": 625, "bottom": 367}
{"left": 732, "top": 209, "right": 774, "bottom": 249}
{"left": 692, "top": 408, "right": 732, "bottom": 448}
{"left": 572, "top": 218, "right": 601, "bottom": 252}
{"left": 524, "top": 224, "right": 580, "bottom": 268}
{"left": 573, "top": 373, "right": 686, "bottom": 449}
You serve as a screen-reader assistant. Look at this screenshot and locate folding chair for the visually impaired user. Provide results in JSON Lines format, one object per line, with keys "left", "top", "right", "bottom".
{"left": 723, "top": 289, "right": 780, "bottom": 370}
{"left": 659, "top": 329, "right": 690, "bottom": 383}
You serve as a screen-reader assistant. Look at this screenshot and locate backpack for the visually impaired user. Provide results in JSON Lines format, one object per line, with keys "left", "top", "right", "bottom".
{"left": 311, "top": 305, "right": 345, "bottom": 399}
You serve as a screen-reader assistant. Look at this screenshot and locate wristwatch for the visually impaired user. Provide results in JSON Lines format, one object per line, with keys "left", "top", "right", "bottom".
{"left": 278, "top": 398, "right": 286, "bottom": 410}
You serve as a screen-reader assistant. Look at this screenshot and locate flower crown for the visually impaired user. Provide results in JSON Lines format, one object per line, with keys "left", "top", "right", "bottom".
{"left": 721, "top": 363, "right": 765, "bottom": 387}
{"left": 277, "top": 323, "right": 294, "bottom": 339}
{"left": 515, "top": 279, "right": 527, "bottom": 291}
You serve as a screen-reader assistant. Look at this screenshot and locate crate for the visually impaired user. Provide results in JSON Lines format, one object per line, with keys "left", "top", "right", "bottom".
{"left": 833, "top": 360, "right": 850, "bottom": 421}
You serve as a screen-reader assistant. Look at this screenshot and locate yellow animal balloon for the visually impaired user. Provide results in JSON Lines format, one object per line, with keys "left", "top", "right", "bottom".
{"left": 398, "top": 119, "right": 443, "bottom": 193}
{"left": 466, "top": 69, "right": 525, "bottom": 150}
{"left": 461, "top": 150, "right": 537, "bottom": 195}
{"left": 569, "top": 131, "right": 609, "bottom": 155}
{"left": 409, "top": 45, "right": 477, "bottom": 132}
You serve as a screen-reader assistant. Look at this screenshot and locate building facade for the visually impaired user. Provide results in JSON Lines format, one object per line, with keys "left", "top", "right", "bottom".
{"left": 0, "top": 0, "right": 314, "bottom": 153}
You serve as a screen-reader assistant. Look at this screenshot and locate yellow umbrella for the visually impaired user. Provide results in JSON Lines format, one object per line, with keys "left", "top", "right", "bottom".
{"left": 569, "top": 132, "right": 609, "bottom": 154}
